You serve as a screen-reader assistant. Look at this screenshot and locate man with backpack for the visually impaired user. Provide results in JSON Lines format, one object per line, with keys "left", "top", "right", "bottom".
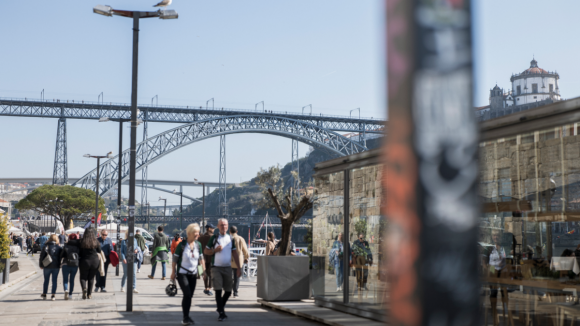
{"left": 204, "top": 218, "right": 242, "bottom": 321}
{"left": 198, "top": 223, "right": 215, "bottom": 296}
{"left": 149, "top": 226, "right": 170, "bottom": 280}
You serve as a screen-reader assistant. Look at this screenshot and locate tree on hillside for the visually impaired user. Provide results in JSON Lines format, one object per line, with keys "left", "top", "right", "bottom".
{"left": 15, "top": 185, "right": 107, "bottom": 230}
{"left": 254, "top": 164, "right": 315, "bottom": 256}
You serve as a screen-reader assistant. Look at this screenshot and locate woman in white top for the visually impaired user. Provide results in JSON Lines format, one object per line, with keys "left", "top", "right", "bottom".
{"left": 171, "top": 223, "right": 205, "bottom": 326}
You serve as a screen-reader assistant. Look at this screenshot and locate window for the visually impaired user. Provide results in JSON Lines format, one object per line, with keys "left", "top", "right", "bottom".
{"left": 532, "top": 83, "right": 538, "bottom": 94}
{"left": 550, "top": 84, "right": 554, "bottom": 93}
{"left": 517, "top": 86, "right": 521, "bottom": 95}
{"left": 534, "top": 96, "right": 537, "bottom": 99}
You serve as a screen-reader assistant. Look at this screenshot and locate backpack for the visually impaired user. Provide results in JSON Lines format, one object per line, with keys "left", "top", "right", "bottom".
{"left": 35, "top": 238, "right": 40, "bottom": 245}
{"left": 211, "top": 234, "right": 233, "bottom": 249}
{"left": 64, "top": 244, "right": 79, "bottom": 267}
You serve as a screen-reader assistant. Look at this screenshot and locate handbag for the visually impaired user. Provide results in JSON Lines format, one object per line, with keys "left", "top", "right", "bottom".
{"left": 42, "top": 246, "right": 53, "bottom": 267}
{"left": 197, "top": 265, "right": 204, "bottom": 278}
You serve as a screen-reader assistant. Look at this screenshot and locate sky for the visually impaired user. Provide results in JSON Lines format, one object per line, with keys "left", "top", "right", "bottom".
{"left": 1, "top": 0, "right": 579, "bottom": 210}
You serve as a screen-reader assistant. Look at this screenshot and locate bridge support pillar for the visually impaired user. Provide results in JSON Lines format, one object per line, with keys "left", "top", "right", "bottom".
{"left": 141, "top": 111, "right": 148, "bottom": 215}
{"left": 218, "top": 135, "right": 227, "bottom": 215}
{"left": 291, "top": 139, "right": 299, "bottom": 200}
{"left": 52, "top": 117, "right": 68, "bottom": 185}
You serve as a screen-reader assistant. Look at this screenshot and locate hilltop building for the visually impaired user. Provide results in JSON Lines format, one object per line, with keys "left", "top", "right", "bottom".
{"left": 476, "top": 59, "right": 561, "bottom": 121}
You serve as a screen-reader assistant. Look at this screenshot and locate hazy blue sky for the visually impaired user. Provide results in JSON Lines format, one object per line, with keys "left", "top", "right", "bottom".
{"left": 1, "top": 0, "right": 578, "bottom": 210}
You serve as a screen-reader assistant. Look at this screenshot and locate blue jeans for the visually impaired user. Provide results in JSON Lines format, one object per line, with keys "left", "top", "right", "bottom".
{"left": 121, "top": 262, "right": 137, "bottom": 289}
{"left": 62, "top": 265, "right": 78, "bottom": 294}
{"left": 151, "top": 261, "right": 166, "bottom": 277}
{"left": 335, "top": 261, "right": 344, "bottom": 289}
{"left": 43, "top": 268, "right": 59, "bottom": 295}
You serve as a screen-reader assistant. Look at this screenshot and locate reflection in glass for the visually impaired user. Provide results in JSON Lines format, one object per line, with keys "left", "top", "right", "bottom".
{"left": 348, "top": 167, "right": 386, "bottom": 310}
{"left": 312, "top": 171, "right": 344, "bottom": 300}
{"left": 479, "top": 123, "right": 580, "bottom": 325}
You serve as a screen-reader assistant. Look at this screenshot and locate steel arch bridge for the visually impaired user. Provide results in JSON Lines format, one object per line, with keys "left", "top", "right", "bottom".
{"left": 72, "top": 114, "right": 368, "bottom": 197}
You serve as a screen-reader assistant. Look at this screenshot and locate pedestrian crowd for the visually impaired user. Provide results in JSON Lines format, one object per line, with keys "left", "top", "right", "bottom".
{"left": 24, "top": 217, "right": 252, "bottom": 325}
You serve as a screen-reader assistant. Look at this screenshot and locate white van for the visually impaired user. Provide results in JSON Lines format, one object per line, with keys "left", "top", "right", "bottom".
{"left": 107, "top": 227, "right": 154, "bottom": 251}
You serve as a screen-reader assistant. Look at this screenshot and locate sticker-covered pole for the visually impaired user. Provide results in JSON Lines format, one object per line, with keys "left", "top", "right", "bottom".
{"left": 384, "top": 0, "right": 480, "bottom": 325}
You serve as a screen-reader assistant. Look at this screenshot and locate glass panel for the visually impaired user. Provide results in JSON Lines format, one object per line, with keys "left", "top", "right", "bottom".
{"left": 479, "top": 123, "right": 580, "bottom": 325}
{"left": 348, "top": 166, "right": 386, "bottom": 312}
{"left": 312, "top": 171, "right": 344, "bottom": 301}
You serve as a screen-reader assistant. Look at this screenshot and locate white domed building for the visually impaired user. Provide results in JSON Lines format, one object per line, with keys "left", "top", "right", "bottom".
{"left": 511, "top": 58, "right": 561, "bottom": 105}
{"left": 476, "top": 58, "right": 562, "bottom": 121}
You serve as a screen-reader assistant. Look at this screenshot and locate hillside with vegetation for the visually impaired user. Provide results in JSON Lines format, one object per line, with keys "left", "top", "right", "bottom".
{"left": 183, "top": 137, "right": 382, "bottom": 217}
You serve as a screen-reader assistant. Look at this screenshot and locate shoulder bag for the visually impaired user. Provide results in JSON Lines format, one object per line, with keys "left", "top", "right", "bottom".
{"left": 42, "top": 245, "right": 53, "bottom": 267}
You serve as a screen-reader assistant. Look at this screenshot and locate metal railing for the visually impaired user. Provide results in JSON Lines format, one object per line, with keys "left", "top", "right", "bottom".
{"left": 0, "top": 96, "right": 384, "bottom": 121}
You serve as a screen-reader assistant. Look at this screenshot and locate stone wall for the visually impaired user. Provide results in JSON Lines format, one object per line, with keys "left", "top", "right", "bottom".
{"left": 313, "top": 171, "right": 344, "bottom": 272}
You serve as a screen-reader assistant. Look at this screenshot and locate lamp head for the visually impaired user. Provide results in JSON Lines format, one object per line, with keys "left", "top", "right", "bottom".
{"left": 83, "top": 154, "right": 91, "bottom": 158}
{"left": 93, "top": 5, "right": 113, "bottom": 17}
{"left": 159, "top": 9, "right": 178, "bottom": 19}
{"left": 99, "top": 117, "right": 110, "bottom": 122}
{"left": 107, "top": 151, "right": 113, "bottom": 158}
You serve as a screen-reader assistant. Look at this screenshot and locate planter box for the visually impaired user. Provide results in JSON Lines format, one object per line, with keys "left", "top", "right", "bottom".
{"left": 310, "top": 256, "right": 326, "bottom": 297}
{"left": 257, "top": 256, "right": 309, "bottom": 301}
{"left": 10, "top": 261, "right": 19, "bottom": 273}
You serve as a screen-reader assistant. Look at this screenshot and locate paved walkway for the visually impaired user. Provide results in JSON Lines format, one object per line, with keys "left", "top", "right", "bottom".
{"left": 0, "top": 249, "right": 38, "bottom": 294}
{"left": 0, "top": 255, "right": 320, "bottom": 326}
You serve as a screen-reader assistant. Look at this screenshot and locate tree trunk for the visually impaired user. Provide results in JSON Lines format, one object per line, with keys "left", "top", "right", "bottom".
{"left": 278, "top": 217, "right": 294, "bottom": 256}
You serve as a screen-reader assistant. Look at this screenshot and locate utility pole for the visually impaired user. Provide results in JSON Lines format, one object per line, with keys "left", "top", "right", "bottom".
{"left": 384, "top": 1, "right": 479, "bottom": 325}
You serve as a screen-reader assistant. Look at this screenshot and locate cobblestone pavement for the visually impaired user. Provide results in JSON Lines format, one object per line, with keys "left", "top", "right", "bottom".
{"left": 0, "top": 255, "right": 319, "bottom": 326}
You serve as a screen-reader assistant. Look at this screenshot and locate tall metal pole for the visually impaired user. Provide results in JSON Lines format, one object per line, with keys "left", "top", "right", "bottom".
{"left": 202, "top": 185, "right": 205, "bottom": 230}
{"left": 94, "top": 157, "right": 100, "bottom": 230}
{"left": 116, "top": 120, "right": 123, "bottom": 276}
{"left": 126, "top": 11, "right": 140, "bottom": 312}
{"left": 180, "top": 185, "right": 183, "bottom": 231}
{"left": 384, "top": 1, "right": 479, "bottom": 325}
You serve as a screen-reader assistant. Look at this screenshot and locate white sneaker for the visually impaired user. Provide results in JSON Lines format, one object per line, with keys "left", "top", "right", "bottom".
{"left": 121, "top": 287, "right": 125, "bottom": 292}
{"left": 133, "top": 289, "right": 139, "bottom": 293}
{"left": 137, "top": 269, "right": 140, "bottom": 273}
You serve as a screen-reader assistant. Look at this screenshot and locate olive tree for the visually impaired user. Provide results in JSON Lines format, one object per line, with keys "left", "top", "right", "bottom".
{"left": 254, "top": 164, "right": 315, "bottom": 256}
{"left": 15, "top": 185, "right": 107, "bottom": 230}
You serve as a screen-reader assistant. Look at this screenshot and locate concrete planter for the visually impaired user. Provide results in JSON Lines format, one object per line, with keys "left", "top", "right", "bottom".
{"left": 310, "top": 256, "right": 326, "bottom": 297}
{"left": 257, "top": 256, "right": 309, "bottom": 301}
{"left": 0, "top": 258, "right": 10, "bottom": 284}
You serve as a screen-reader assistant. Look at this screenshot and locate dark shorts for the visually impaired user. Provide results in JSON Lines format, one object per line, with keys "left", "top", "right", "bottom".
{"left": 211, "top": 266, "right": 233, "bottom": 292}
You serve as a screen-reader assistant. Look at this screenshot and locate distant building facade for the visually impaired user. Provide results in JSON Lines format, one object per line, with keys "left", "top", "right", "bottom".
{"left": 476, "top": 59, "right": 561, "bottom": 121}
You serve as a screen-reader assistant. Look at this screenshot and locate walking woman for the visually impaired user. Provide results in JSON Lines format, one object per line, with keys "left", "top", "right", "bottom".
{"left": 77, "top": 228, "right": 102, "bottom": 299}
{"left": 121, "top": 229, "right": 142, "bottom": 293}
{"left": 39, "top": 234, "right": 63, "bottom": 301}
{"left": 26, "top": 236, "right": 34, "bottom": 256}
{"left": 171, "top": 223, "right": 205, "bottom": 325}
{"left": 61, "top": 233, "right": 80, "bottom": 300}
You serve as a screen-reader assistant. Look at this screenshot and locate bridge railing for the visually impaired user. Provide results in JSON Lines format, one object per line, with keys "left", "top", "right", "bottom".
{"left": 0, "top": 97, "right": 384, "bottom": 121}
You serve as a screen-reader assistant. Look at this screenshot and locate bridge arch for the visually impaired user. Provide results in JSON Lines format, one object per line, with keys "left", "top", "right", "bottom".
{"left": 72, "top": 115, "right": 368, "bottom": 196}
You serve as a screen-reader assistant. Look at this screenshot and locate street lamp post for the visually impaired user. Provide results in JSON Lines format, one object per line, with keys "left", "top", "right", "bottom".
{"left": 159, "top": 197, "right": 167, "bottom": 225}
{"left": 146, "top": 202, "right": 151, "bottom": 232}
{"left": 194, "top": 179, "right": 205, "bottom": 230}
{"left": 83, "top": 152, "right": 113, "bottom": 230}
{"left": 173, "top": 188, "right": 183, "bottom": 231}
{"left": 93, "top": 4, "right": 178, "bottom": 312}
